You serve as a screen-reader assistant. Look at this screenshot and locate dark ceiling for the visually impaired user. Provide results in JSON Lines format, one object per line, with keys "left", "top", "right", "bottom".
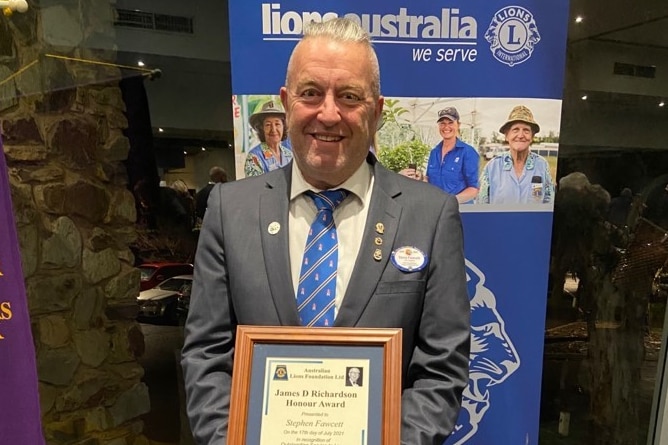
{"left": 568, "top": 0, "right": 668, "bottom": 48}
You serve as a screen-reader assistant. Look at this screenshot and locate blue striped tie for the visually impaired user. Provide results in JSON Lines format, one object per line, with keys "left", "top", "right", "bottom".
{"left": 297, "top": 189, "right": 349, "bottom": 327}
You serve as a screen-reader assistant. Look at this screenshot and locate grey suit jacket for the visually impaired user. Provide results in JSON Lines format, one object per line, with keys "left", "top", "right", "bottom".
{"left": 181, "top": 156, "right": 470, "bottom": 445}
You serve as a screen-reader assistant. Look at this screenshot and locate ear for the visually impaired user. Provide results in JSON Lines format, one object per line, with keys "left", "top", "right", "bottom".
{"left": 374, "top": 95, "right": 384, "bottom": 127}
{"left": 280, "top": 87, "right": 289, "bottom": 114}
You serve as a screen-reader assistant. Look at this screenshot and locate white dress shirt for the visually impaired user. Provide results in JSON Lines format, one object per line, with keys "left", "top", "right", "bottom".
{"left": 289, "top": 161, "right": 374, "bottom": 316}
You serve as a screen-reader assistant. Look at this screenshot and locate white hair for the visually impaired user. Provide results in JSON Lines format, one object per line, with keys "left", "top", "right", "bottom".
{"left": 285, "top": 17, "right": 381, "bottom": 99}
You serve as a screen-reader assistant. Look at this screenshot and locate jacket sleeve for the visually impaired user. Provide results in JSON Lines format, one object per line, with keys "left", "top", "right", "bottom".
{"left": 400, "top": 194, "right": 471, "bottom": 445}
{"left": 181, "top": 184, "right": 235, "bottom": 445}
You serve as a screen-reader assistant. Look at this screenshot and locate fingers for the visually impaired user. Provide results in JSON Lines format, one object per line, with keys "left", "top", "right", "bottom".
{"left": 399, "top": 168, "right": 426, "bottom": 181}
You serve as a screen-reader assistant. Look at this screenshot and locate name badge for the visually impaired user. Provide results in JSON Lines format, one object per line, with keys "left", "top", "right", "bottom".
{"left": 391, "top": 246, "right": 428, "bottom": 272}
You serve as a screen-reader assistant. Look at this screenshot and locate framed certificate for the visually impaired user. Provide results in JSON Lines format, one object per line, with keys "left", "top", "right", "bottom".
{"left": 228, "top": 326, "right": 402, "bottom": 445}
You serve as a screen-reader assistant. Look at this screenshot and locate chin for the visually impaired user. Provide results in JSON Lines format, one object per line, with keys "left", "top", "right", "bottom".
{"left": 307, "top": 159, "right": 342, "bottom": 174}
{"left": 307, "top": 149, "right": 343, "bottom": 165}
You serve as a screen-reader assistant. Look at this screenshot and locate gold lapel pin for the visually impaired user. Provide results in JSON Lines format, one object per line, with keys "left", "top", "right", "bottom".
{"left": 375, "top": 222, "right": 384, "bottom": 234}
{"left": 373, "top": 249, "right": 382, "bottom": 261}
{"left": 374, "top": 237, "right": 383, "bottom": 246}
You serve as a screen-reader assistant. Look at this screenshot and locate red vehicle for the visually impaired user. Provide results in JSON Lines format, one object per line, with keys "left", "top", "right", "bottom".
{"left": 138, "top": 262, "right": 194, "bottom": 291}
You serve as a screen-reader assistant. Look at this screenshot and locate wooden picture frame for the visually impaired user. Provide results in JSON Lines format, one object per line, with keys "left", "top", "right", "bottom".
{"left": 228, "top": 326, "right": 402, "bottom": 445}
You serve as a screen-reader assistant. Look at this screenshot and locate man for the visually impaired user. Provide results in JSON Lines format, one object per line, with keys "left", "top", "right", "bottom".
{"left": 181, "top": 18, "right": 470, "bottom": 445}
{"left": 400, "top": 107, "right": 479, "bottom": 204}
{"left": 346, "top": 367, "right": 363, "bottom": 387}
{"left": 195, "top": 166, "right": 227, "bottom": 220}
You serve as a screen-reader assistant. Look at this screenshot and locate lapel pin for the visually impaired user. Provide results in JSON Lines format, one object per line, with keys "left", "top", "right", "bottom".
{"left": 268, "top": 222, "right": 281, "bottom": 235}
{"left": 374, "top": 237, "right": 383, "bottom": 246}
{"left": 373, "top": 249, "right": 382, "bottom": 261}
{"left": 375, "top": 222, "right": 384, "bottom": 234}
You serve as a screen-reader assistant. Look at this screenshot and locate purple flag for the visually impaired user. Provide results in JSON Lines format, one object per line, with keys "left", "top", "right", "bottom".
{"left": 0, "top": 137, "right": 46, "bottom": 444}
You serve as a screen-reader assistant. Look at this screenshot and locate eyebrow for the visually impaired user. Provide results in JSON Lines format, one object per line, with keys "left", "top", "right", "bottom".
{"left": 292, "top": 79, "right": 319, "bottom": 90}
{"left": 293, "top": 78, "right": 367, "bottom": 95}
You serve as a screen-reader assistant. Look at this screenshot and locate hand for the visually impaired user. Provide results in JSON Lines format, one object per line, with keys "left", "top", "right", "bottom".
{"left": 399, "top": 168, "right": 423, "bottom": 181}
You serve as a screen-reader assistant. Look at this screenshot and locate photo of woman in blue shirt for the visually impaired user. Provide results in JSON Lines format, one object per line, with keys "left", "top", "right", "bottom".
{"left": 400, "top": 106, "right": 480, "bottom": 204}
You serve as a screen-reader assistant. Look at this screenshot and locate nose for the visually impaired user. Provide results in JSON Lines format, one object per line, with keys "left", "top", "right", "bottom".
{"left": 317, "top": 92, "right": 342, "bottom": 127}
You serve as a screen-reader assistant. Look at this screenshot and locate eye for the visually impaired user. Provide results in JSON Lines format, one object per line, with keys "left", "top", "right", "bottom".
{"left": 339, "top": 92, "right": 363, "bottom": 104}
{"left": 300, "top": 88, "right": 321, "bottom": 99}
{"left": 342, "top": 92, "right": 360, "bottom": 100}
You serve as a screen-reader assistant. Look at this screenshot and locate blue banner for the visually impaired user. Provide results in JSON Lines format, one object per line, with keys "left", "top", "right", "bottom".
{"left": 229, "top": 1, "right": 568, "bottom": 98}
{"left": 455, "top": 211, "right": 553, "bottom": 444}
{"left": 228, "top": 1, "right": 568, "bottom": 443}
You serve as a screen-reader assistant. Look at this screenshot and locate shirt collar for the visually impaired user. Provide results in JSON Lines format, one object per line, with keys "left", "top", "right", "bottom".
{"left": 290, "top": 159, "right": 373, "bottom": 204}
{"left": 260, "top": 142, "right": 288, "bottom": 158}
{"left": 441, "top": 137, "right": 465, "bottom": 147}
{"left": 502, "top": 151, "right": 536, "bottom": 171}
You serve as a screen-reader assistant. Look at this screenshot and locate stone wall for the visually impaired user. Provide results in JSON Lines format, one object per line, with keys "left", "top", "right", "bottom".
{"left": 1, "top": 2, "right": 150, "bottom": 444}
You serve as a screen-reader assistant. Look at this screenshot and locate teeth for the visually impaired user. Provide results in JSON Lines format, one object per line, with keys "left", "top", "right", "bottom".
{"left": 314, "top": 134, "right": 342, "bottom": 142}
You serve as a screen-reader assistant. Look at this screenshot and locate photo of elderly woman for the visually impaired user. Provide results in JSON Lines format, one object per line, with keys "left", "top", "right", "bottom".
{"left": 477, "top": 105, "right": 555, "bottom": 205}
{"left": 244, "top": 100, "right": 293, "bottom": 177}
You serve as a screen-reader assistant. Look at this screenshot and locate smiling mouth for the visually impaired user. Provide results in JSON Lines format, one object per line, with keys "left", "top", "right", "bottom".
{"left": 312, "top": 134, "right": 343, "bottom": 142}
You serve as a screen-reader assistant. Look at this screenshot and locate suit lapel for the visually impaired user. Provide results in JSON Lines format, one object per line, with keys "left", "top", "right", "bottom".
{"left": 335, "top": 163, "right": 402, "bottom": 327}
{"left": 259, "top": 165, "right": 301, "bottom": 325}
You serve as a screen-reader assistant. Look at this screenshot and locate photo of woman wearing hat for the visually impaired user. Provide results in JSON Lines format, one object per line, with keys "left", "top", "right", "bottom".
{"left": 400, "top": 106, "right": 480, "bottom": 204}
{"left": 244, "top": 100, "right": 293, "bottom": 177}
{"left": 477, "top": 105, "right": 554, "bottom": 205}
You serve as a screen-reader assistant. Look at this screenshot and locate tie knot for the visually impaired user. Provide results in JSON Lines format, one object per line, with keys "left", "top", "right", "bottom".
{"left": 307, "top": 189, "right": 348, "bottom": 212}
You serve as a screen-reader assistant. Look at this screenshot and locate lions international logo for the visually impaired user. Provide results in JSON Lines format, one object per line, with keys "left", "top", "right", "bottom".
{"left": 485, "top": 6, "right": 541, "bottom": 67}
{"left": 273, "top": 365, "right": 288, "bottom": 381}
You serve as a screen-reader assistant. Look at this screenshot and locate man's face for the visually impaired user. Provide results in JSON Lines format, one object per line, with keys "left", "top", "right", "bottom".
{"left": 505, "top": 123, "right": 533, "bottom": 153}
{"left": 280, "top": 38, "right": 384, "bottom": 189}
{"left": 348, "top": 368, "right": 360, "bottom": 382}
{"left": 438, "top": 118, "right": 459, "bottom": 142}
{"left": 263, "top": 117, "right": 284, "bottom": 146}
